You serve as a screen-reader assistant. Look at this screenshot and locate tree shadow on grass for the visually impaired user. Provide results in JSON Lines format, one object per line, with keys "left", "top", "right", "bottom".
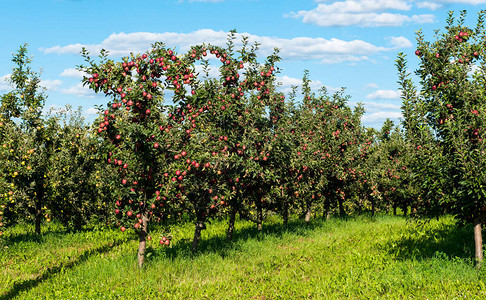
{"left": 1, "top": 229, "right": 66, "bottom": 245}
{"left": 148, "top": 216, "right": 341, "bottom": 262}
{"left": 0, "top": 235, "right": 134, "bottom": 300}
{"left": 384, "top": 219, "right": 474, "bottom": 261}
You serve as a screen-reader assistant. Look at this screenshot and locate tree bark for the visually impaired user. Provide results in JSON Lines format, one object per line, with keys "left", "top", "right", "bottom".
{"left": 338, "top": 198, "right": 345, "bottom": 216}
{"left": 257, "top": 203, "right": 263, "bottom": 231}
{"left": 474, "top": 217, "right": 483, "bottom": 267}
{"left": 323, "top": 198, "right": 331, "bottom": 220}
{"left": 137, "top": 212, "right": 149, "bottom": 269}
{"left": 192, "top": 220, "right": 206, "bottom": 253}
{"left": 35, "top": 199, "right": 42, "bottom": 235}
{"left": 304, "top": 203, "right": 311, "bottom": 223}
{"left": 282, "top": 202, "right": 289, "bottom": 226}
{"left": 34, "top": 180, "right": 45, "bottom": 235}
{"left": 226, "top": 210, "right": 237, "bottom": 241}
{"left": 282, "top": 189, "right": 289, "bottom": 226}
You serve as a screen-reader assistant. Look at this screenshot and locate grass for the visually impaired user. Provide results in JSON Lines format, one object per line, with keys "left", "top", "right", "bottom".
{"left": 1, "top": 214, "right": 486, "bottom": 299}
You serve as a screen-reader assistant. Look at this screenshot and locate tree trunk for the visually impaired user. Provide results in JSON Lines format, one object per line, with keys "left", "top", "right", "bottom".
{"left": 282, "top": 189, "right": 289, "bottom": 226}
{"left": 34, "top": 180, "right": 45, "bottom": 235}
{"left": 282, "top": 202, "right": 289, "bottom": 226}
{"left": 323, "top": 198, "right": 331, "bottom": 220}
{"left": 304, "top": 203, "right": 311, "bottom": 223}
{"left": 226, "top": 210, "right": 237, "bottom": 241}
{"left": 137, "top": 212, "right": 149, "bottom": 269}
{"left": 371, "top": 200, "right": 375, "bottom": 217}
{"left": 192, "top": 220, "right": 206, "bottom": 253}
{"left": 402, "top": 205, "right": 407, "bottom": 217}
{"left": 257, "top": 203, "right": 263, "bottom": 231}
{"left": 338, "top": 198, "right": 345, "bottom": 216}
{"left": 474, "top": 217, "right": 483, "bottom": 267}
{"left": 35, "top": 199, "right": 42, "bottom": 235}
{"left": 393, "top": 204, "right": 397, "bottom": 216}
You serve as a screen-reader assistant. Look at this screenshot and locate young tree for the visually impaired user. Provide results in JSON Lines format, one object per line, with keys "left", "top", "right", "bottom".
{"left": 0, "top": 44, "right": 54, "bottom": 235}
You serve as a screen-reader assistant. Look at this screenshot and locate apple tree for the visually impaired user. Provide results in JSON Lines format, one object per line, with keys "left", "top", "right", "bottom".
{"left": 406, "top": 10, "right": 486, "bottom": 264}
{"left": 0, "top": 44, "right": 56, "bottom": 235}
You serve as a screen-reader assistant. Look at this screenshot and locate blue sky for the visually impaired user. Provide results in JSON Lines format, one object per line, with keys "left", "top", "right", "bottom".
{"left": 1, "top": 0, "right": 485, "bottom": 128}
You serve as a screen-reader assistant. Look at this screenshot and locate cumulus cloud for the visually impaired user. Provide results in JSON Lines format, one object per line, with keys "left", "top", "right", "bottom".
{"left": 362, "top": 111, "right": 402, "bottom": 123}
{"left": 194, "top": 64, "right": 221, "bottom": 79}
{"left": 40, "top": 79, "right": 63, "bottom": 91}
{"left": 42, "top": 29, "right": 391, "bottom": 65}
{"left": 365, "top": 82, "right": 379, "bottom": 89}
{"left": 0, "top": 74, "right": 11, "bottom": 91}
{"left": 287, "top": 0, "right": 435, "bottom": 27}
{"left": 60, "top": 83, "right": 97, "bottom": 98}
{"left": 1, "top": 74, "right": 62, "bottom": 92}
{"left": 84, "top": 107, "right": 99, "bottom": 115}
{"left": 363, "top": 101, "right": 401, "bottom": 111}
{"left": 389, "top": 36, "right": 413, "bottom": 49}
{"left": 276, "top": 75, "right": 339, "bottom": 94}
{"left": 177, "top": 0, "right": 224, "bottom": 2}
{"left": 43, "top": 104, "right": 65, "bottom": 115}
{"left": 366, "top": 89, "right": 401, "bottom": 99}
{"left": 416, "top": 1, "right": 442, "bottom": 9}
{"left": 434, "top": 0, "right": 486, "bottom": 4}
{"left": 60, "top": 68, "right": 87, "bottom": 79}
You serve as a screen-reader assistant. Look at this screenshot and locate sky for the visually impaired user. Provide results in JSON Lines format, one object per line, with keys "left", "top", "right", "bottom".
{"left": 1, "top": 0, "right": 485, "bottom": 128}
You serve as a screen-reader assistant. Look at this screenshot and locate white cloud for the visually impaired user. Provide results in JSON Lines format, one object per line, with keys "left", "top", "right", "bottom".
{"left": 365, "top": 82, "right": 379, "bottom": 89}
{"left": 43, "top": 104, "right": 64, "bottom": 115}
{"left": 434, "top": 0, "right": 486, "bottom": 4}
{"left": 277, "top": 75, "right": 338, "bottom": 94}
{"left": 362, "top": 111, "right": 402, "bottom": 122}
{"left": 288, "top": 0, "right": 435, "bottom": 27}
{"left": 60, "top": 68, "right": 87, "bottom": 79}
{"left": 416, "top": 1, "right": 442, "bottom": 10}
{"left": 364, "top": 101, "right": 401, "bottom": 111}
{"left": 366, "top": 89, "right": 401, "bottom": 99}
{"left": 42, "top": 29, "right": 390, "bottom": 65}
{"left": 179, "top": 0, "right": 224, "bottom": 2}
{"left": 2, "top": 75, "right": 61, "bottom": 92}
{"left": 310, "top": 0, "right": 412, "bottom": 13}
{"left": 40, "top": 79, "right": 63, "bottom": 91}
{"left": 194, "top": 64, "right": 220, "bottom": 79}
{"left": 389, "top": 36, "right": 413, "bottom": 48}
{"left": 84, "top": 107, "right": 99, "bottom": 115}
{"left": 60, "top": 83, "right": 97, "bottom": 98}
{"left": 0, "top": 74, "right": 11, "bottom": 91}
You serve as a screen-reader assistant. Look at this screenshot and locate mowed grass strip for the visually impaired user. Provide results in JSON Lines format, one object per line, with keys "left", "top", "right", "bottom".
{"left": 1, "top": 215, "right": 486, "bottom": 299}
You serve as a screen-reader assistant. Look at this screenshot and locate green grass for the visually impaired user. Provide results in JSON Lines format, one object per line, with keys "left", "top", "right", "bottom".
{"left": 1, "top": 214, "right": 486, "bottom": 299}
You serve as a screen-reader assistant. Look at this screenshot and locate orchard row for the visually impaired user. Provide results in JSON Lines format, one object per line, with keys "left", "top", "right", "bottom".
{"left": 1, "top": 11, "right": 486, "bottom": 267}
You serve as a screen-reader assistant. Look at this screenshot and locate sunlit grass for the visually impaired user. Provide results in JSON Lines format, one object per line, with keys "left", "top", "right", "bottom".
{"left": 1, "top": 214, "right": 485, "bottom": 299}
